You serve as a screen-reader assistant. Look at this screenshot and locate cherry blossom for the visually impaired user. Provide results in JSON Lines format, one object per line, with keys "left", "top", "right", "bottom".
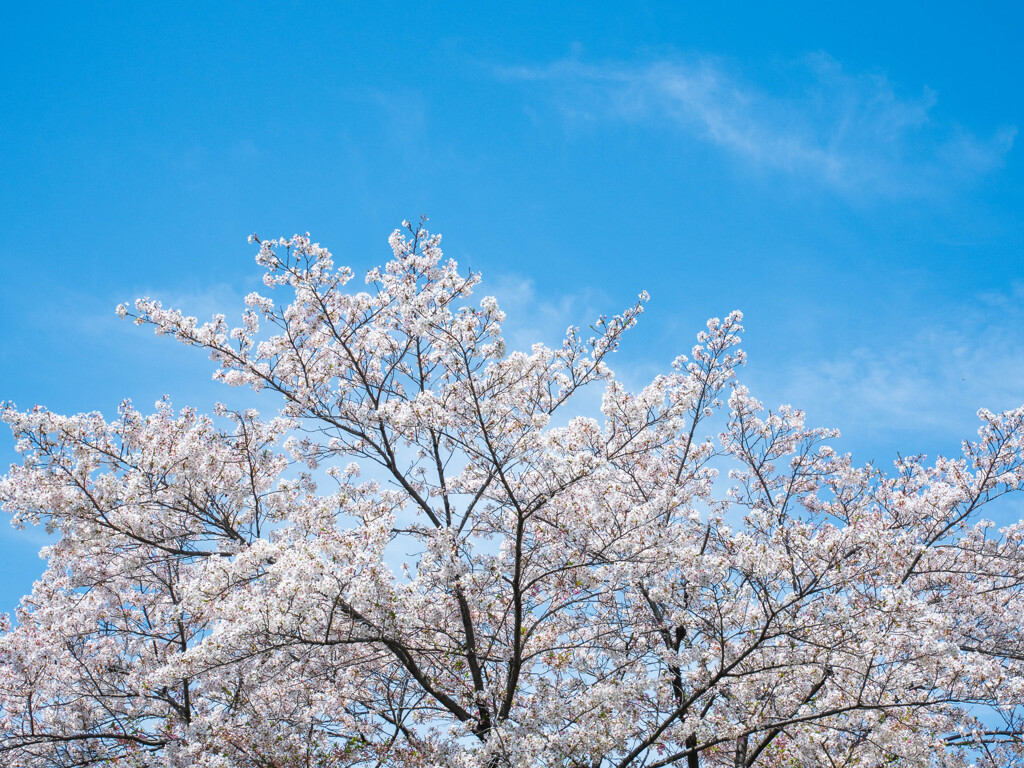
{"left": 3, "top": 219, "right": 1024, "bottom": 767}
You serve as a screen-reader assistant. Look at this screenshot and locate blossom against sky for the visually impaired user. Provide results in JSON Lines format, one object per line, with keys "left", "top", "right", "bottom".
{"left": 1, "top": 1, "right": 1022, "bottom": 608}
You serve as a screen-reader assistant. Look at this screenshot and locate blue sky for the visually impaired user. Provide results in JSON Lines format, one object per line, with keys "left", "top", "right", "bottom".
{"left": 2, "top": 1, "right": 1023, "bottom": 609}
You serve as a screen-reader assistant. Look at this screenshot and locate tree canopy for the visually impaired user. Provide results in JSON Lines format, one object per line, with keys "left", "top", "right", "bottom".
{"left": 2, "top": 221, "right": 1024, "bottom": 767}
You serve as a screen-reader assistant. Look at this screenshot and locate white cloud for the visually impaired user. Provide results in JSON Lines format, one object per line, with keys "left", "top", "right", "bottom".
{"left": 764, "top": 283, "right": 1024, "bottom": 449}
{"left": 485, "top": 272, "right": 611, "bottom": 353}
{"left": 502, "top": 53, "right": 1015, "bottom": 197}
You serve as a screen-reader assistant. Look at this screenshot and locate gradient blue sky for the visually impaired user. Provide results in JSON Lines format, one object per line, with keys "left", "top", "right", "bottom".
{"left": 2, "top": 2, "right": 1023, "bottom": 609}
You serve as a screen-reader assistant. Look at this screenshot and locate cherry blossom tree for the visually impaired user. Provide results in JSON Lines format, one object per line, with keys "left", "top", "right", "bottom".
{"left": 2, "top": 220, "right": 1024, "bottom": 767}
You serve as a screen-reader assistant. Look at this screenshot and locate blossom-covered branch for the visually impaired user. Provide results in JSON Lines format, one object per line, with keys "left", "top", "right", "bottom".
{"left": 3, "top": 220, "right": 1024, "bottom": 767}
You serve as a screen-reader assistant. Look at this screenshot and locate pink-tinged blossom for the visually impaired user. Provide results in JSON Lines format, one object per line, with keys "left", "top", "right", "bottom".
{"left": 2, "top": 219, "right": 1024, "bottom": 767}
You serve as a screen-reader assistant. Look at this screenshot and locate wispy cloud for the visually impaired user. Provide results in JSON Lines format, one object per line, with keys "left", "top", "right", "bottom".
{"left": 486, "top": 272, "right": 608, "bottom": 352}
{"left": 501, "top": 53, "right": 1015, "bottom": 197}
{"left": 764, "top": 283, "right": 1024, "bottom": 450}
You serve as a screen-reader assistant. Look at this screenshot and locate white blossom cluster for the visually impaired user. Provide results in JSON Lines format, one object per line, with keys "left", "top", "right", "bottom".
{"left": 4, "top": 220, "right": 1024, "bottom": 767}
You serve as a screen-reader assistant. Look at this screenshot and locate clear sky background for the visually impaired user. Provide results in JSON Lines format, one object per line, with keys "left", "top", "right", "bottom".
{"left": 2, "top": 1, "right": 1023, "bottom": 610}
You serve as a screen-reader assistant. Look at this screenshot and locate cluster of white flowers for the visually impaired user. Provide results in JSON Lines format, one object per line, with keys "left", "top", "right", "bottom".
{"left": 2, "top": 220, "right": 1024, "bottom": 767}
